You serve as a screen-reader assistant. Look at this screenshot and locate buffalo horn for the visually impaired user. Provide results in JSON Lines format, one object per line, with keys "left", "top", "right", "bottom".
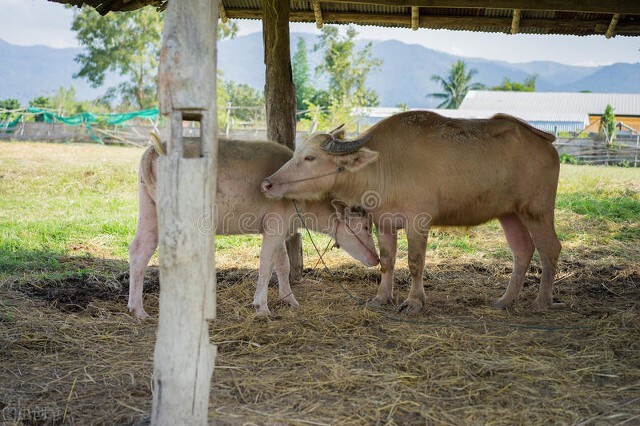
{"left": 320, "top": 134, "right": 370, "bottom": 155}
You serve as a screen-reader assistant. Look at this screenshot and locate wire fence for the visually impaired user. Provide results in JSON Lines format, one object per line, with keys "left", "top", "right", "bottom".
{"left": 0, "top": 107, "right": 160, "bottom": 145}
{"left": 555, "top": 136, "right": 640, "bottom": 167}
{"left": 2, "top": 106, "right": 639, "bottom": 167}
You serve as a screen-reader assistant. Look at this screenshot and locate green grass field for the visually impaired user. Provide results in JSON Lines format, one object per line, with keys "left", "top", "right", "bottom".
{"left": 1, "top": 141, "right": 639, "bottom": 424}
{"left": 2, "top": 141, "right": 638, "bottom": 277}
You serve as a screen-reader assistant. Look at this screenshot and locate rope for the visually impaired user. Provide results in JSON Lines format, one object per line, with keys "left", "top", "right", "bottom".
{"left": 270, "top": 167, "right": 344, "bottom": 187}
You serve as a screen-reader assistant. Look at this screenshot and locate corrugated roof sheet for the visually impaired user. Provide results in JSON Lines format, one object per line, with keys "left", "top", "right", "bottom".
{"left": 352, "top": 107, "right": 588, "bottom": 123}
{"left": 427, "top": 108, "right": 589, "bottom": 124}
{"left": 352, "top": 107, "right": 589, "bottom": 133}
{"left": 460, "top": 91, "right": 640, "bottom": 116}
{"left": 51, "top": 1, "right": 640, "bottom": 37}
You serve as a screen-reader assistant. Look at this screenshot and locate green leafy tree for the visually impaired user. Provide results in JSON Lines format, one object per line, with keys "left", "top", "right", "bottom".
{"left": 491, "top": 75, "right": 537, "bottom": 92}
{"left": 29, "top": 96, "right": 54, "bottom": 122}
{"left": 292, "top": 37, "right": 316, "bottom": 116}
{"left": 71, "top": 6, "right": 237, "bottom": 110}
{"left": 314, "top": 26, "right": 382, "bottom": 109}
{"left": 429, "top": 60, "right": 485, "bottom": 109}
{"left": 72, "top": 6, "right": 163, "bottom": 109}
{"left": 600, "top": 104, "right": 616, "bottom": 147}
{"left": 222, "top": 81, "right": 264, "bottom": 122}
{"left": 50, "top": 86, "right": 105, "bottom": 115}
{"left": 217, "top": 74, "right": 230, "bottom": 128}
{"left": 0, "top": 99, "right": 21, "bottom": 120}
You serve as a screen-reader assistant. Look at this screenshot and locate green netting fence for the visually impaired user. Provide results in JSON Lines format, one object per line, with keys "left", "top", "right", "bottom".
{"left": 1, "top": 107, "right": 159, "bottom": 143}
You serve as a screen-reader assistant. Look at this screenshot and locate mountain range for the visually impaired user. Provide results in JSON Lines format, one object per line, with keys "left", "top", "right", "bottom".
{"left": 2, "top": 33, "right": 640, "bottom": 108}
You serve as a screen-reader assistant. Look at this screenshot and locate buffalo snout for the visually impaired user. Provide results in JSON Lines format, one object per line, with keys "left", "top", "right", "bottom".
{"left": 261, "top": 178, "right": 277, "bottom": 198}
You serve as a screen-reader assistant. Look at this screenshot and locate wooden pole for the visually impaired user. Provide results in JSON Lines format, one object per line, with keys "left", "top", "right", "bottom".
{"left": 606, "top": 13, "right": 620, "bottom": 38}
{"left": 411, "top": 7, "right": 419, "bottom": 30}
{"left": 151, "top": 0, "right": 217, "bottom": 424}
{"left": 263, "top": 0, "right": 304, "bottom": 281}
{"left": 511, "top": 9, "right": 521, "bottom": 34}
{"left": 312, "top": 0, "right": 324, "bottom": 28}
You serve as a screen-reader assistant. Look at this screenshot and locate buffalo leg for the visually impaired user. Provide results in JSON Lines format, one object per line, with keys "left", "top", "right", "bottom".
{"left": 367, "top": 229, "right": 397, "bottom": 307}
{"left": 274, "top": 241, "right": 299, "bottom": 308}
{"left": 523, "top": 216, "right": 562, "bottom": 310}
{"left": 493, "top": 213, "right": 535, "bottom": 309}
{"left": 128, "top": 183, "right": 158, "bottom": 319}
{"left": 253, "top": 234, "right": 284, "bottom": 315}
{"left": 398, "top": 228, "right": 428, "bottom": 314}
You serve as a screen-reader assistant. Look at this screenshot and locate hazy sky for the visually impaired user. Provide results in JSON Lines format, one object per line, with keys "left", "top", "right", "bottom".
{"left": 3, "top": 0, "right": 639, "bottom": 67}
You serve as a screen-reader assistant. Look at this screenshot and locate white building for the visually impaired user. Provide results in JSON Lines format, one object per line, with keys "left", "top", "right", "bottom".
{"left": 352, "top": 91, "right": 640, "bottom": 135}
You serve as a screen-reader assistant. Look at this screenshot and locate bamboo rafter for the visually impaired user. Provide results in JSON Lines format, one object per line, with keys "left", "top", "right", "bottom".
{"left": 606, "top": 13, "right": 620, "bottom": 38}
{"left": 510, "top": 9, "right": 521, "bottom": 34}
{"left": 312, "top": 1, "right": 324, "bottom": 28}
{"left": 220, "top": 0, "right": 228, "bottom": 23}
{"left": 411, "top": 6, "right": 419, "bottom": 30}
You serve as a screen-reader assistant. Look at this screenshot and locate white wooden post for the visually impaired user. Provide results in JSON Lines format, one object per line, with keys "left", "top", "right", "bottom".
{"left": 151, "top": 0, "right": 218, "bottom": 424}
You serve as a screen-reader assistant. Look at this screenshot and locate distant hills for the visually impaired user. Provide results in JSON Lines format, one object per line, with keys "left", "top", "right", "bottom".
{"left": 2, "top": 34, "right": 640, "bottom": 108}
{"left": 0, "top": 39, "right": 108, "bottom": 105}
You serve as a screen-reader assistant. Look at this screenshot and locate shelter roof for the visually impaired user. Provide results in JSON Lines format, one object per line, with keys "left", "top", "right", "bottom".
{"left": 48, "top": 1, "right": 640, "bottom": 37}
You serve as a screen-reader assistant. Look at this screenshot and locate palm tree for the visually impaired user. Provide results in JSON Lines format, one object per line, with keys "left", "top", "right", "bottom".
{"left": 429, "top": 60, "right": 485, "bottom": 109}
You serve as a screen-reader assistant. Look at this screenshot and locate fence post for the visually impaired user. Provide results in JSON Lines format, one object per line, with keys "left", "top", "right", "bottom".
{"left": 225, "top": 102, "right": 232, "bottom": 137}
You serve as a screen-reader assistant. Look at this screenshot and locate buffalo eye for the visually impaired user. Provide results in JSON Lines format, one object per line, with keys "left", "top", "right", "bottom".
{"left": 304, "top": 155, "right": 316, "bottom": 162}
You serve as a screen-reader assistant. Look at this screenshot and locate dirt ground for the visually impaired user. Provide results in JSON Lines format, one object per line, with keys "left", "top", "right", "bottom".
{"left": 1, "top": 247, "right": 639, "bottom": 425}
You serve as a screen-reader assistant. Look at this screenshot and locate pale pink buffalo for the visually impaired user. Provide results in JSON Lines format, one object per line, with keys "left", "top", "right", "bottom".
{"left": 128, "top": 137, "right": 379, "bottom": 319}
{"left": 262, "top": 111, "right": 562, "bottom": 314}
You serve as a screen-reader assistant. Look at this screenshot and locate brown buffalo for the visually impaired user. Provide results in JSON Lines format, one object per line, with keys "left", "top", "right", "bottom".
{"left": 262, "top": 111, "right": 562, "bottom": 314}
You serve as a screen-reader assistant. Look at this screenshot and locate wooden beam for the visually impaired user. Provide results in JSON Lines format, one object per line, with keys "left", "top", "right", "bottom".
{"left": 227, "top": 9, "right": 640, "bottom": 35}
{"left": 321, "top": 0, "right": 640, "bottom": 15}
{"left": 219, "top": 0, "right": 228, "bottom": 23}
{"left": 606, "top": 13, "right": 620, "bottom": 38}
{"left": 312, "top": 0, "right": 324, "bottom": 28}
{"left": 411, "top": 6, "right": 419, "bottom": 31}
{"left": 511, "top": 9, "right": 521, "bottom": 34}
{"left": 262, "top": 0, "right": 304, "bottom": 281}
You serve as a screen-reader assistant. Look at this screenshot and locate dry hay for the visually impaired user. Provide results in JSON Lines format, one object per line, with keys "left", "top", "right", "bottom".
{"left": 1, "top": 249, "right": 639, "bottom": 425}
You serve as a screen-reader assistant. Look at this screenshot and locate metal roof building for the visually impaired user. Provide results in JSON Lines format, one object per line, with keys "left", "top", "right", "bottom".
{"left": 458, "top": 91, "right": 640, "bottom": 133}
{"left": 428, "top": 107, "right": 590, "bottom": 133}
{"left": 351, "top": 106, "right": 590, "bottom": 134}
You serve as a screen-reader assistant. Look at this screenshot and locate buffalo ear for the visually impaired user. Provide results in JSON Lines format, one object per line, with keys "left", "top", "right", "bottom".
{"left": 337, "top": 148, "right": 379, "bottom": 172}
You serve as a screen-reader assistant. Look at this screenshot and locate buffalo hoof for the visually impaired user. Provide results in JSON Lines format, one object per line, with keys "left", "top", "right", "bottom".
{"left": 129, "top": 305, "right": 150, "bottom": 320}
{"left": 279, "top": 293, "right": 300, "bottom": 308}
{"left": 491, "top": 298, "right": 513, "bottom": 310}
{"left": 396, "top": 298, "right": 423, "bottom": 315}
{"left": 253, "top": 304, "right": 271, "bottom": 316}
{"left": 365, "top": 296, "right": 390, "bottom": 308}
